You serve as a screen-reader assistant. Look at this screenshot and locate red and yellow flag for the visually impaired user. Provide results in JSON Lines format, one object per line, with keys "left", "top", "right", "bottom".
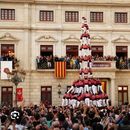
{"left": 55, "top": 61, "right": 66, "bottom": 78}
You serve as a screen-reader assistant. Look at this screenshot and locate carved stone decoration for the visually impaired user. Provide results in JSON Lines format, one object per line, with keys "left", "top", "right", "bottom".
{"left": 91, "top": 35, "right": 108, "bottom": 43}
{"left": 36, "top": 35, "right": 58, "bottom": 42}
{"left": 112, "top": 35, "right": 130, "bottom": 44}
{"left": 62, "top": 35, "right": 80, "bottom": 43}
{"left": 0, "top": 33, "right": 19, "bottom": 41}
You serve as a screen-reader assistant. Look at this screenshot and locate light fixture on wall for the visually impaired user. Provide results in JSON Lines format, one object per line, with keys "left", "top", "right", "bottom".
{"left": 57, "top": 83, "right": 61, "bottom": 98}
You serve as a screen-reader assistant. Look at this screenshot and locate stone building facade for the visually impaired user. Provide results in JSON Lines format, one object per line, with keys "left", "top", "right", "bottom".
{"left": 0, "top": 0, "right": 130, "bottom": 106}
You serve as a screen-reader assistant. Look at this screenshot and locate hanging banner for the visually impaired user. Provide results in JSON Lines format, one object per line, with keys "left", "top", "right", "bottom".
{"left": 55, "top": 61, "right": 66, "bottom": 78}
{"left": 16, "top": 88, "right": 23, "bottom": 102}
{"left": 101, "top": 81, "right": 107, "bottom": 93}
{"left": 0, "top": 61, "right": 12, "bottom": 80}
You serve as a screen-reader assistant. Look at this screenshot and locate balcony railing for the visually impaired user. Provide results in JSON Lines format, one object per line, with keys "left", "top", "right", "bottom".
{"left": 92, "top": 61, "right": 115, "bottom": 68}
{"left": 36, "top": 60, "right": 130, "bottom": 70}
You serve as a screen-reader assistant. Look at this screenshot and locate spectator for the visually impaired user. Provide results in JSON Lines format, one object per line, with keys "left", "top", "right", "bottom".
{"left": 72, "top": 123, "right": 80, "bottom": 130}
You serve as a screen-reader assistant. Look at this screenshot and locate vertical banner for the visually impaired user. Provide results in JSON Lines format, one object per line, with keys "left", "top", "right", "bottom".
{"left": 16, "top": 88, "right": 23, "bottom": 102}
{"left": 101, "top": 81, "right": 107, "bottom": 93}
{"left": 0, "top": 61, "right": 12, "bottom": 79}
{"left": 55, "top": 61, "right": 66, "bottom": 78}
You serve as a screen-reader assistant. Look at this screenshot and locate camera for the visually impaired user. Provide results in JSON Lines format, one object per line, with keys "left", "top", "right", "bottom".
{"left": 11, "top": 111, "right": 20, "bottom": 120}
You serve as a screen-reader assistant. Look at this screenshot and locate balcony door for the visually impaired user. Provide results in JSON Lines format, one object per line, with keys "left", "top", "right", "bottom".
{"left": 91, "top": 46, "right": 103, "bottom": 58}
{"left": 66, "top": 45, "right": 78, "bottom": 57}
{"left": 41, "top": 86, "right": 52, "bottom": 106}
{"left": 118, "top": 86, "right": 128, "bottom": 105}
{"left": 1, "top": 44, "right": 14, "bottom": 56}
{"left": 116, "top": 46, "right": 127, "bottom": 59}
{"left": 40, "top": 45, "right": 53, "bottom": 57}
{"left": 1, "top": 87, "right": 13, "bottom": 107}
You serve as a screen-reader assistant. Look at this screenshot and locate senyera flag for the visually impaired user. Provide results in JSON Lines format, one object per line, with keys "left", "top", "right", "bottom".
{"left": 55, "top": 61, "right": 66, "bottom": 78}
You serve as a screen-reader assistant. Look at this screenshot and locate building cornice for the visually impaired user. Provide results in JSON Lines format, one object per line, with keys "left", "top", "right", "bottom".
{"left": 1, "top": 0, "right": 130, "bottom": 7}
{"left": 1, "top": 26, "right": 130, "bottom": 32}
{"left": 0, "top": 0, "right": 34, "bottom": 3}
{"left": 34, "top": 1, "right": 130, "bottom": 7}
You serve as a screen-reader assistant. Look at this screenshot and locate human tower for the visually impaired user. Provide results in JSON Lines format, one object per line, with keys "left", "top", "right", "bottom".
{"left": 62, "top": 17, "right": 109, "bottom": 108}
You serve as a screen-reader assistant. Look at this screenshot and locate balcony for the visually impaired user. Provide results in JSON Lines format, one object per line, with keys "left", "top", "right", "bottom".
{"left": 36, "top": 59, "right": 127, "bottom": 71}
{"left": 36, "top": 55, "right": 130, "bottom": 71}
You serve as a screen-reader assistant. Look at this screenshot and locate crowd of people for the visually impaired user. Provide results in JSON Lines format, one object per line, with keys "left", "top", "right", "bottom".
{"left": 0, "top": 53, "right": 129, "bottom": 70}
{"left": 1, "top": 101, "right": 130, "bottom": 130}
{"left": 36, "top": 55, "right": 130, "bottom": 70}
{"left": 0, "top": 52, "right": 16, "bottom": 61}
{"left": 0, "top": 52, "right": 18, "bottom": 69}
{"left": 36, "top": 55, "right": 80, "bottom": 69}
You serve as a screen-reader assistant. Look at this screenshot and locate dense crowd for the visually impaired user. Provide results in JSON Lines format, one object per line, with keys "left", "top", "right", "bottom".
{"left": 36, "top": 55, "right": 130, "bottom": 70}
{"left": 1, "top": 101, "right": 130, "bottom": 130}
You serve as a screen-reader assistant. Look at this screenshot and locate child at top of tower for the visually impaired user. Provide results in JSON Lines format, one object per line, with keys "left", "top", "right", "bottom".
{"left": 82, "top": 17, "right": 87, "bottom": 24}
{"left": 81, "top": 17, "right": 89, "bottom": 33}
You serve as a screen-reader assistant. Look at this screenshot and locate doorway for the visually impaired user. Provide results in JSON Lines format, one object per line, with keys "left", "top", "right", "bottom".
{"left": 1, "top": 87, "right": 13, "bottom": 107}
{"left": 41, "top": 86, "right": 52, "bottom": 106}
{"left": 118, "top": 86, "right": 128, "bottom": 105}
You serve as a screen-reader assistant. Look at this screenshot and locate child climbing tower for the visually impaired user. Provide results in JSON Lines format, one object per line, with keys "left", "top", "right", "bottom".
{"left": 62, "top": 17, "right": 109, "bottom": 108}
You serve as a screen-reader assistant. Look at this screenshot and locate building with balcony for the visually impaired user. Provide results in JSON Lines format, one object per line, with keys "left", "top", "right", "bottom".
{"left": 0, "top": 0, "right": 130, "bottom": 107}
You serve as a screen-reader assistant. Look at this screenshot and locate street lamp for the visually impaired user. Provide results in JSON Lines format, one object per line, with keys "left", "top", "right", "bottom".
{"left": 57, "top": 84, "right": 61, "bottom": 98}
{"left": 4, "top": 62, "right": 26, "bottom": 107}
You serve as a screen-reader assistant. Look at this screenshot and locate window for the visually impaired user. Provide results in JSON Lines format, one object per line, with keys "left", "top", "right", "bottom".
{"left": 116, "top": 46, "right": 128, "bottom": 69}
{"left": 66, "top": 45, "right": 78, "bottom": 56}
{"left": 0, "top": 9, "right": 15, "bottom": 20}
{"left": 38, "top": 45, "right": 54, "bottom": 69}
{"left": 40, "top": 45, "right": 53, "bottom": 56}
{"left": 66, "top": 45, "right": 79, "bottom": 69}
{"left": 41, "top": 86, "right": 52, "bottom": 105}
{"left": 1, "top": 44, "right": 15, "bottom": 56}
{"left": 40, "top": 10, "right": 53, "bottom": 21}
{"left": 115, "top": 12, "right": 127, "bottom": 23}
{"left": 91, "top": 46, "right": 103, "bottom": 58}
{"left": 65, "top": 11, "right": 79, "bottom": 22}
{"left": 116, "top": 46, "right": 127, "bottom": 58}
{"left": 118, "top": 86, "right": 128, "bottom": 105}
{"left": 90, "top": 12, "right": 103, "bottom": 22}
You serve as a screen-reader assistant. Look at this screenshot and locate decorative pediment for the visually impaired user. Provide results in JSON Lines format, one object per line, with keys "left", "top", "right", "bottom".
{"left": 0, "top": 33, "right": 19, "bottom": 41}
{"left": 91, "top": 35, "right": 108, "bottom": 43}
{"left": 112, "top": 35, "right": 130, "bottom": 44}
{"left": 36, "top": 35, "right": 58, "bottom": 42}
{"left": 63, "top": 35, "right": 80, "bottom": 43}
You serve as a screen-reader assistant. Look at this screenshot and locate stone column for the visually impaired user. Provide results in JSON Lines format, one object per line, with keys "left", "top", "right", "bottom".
{"left": 110, "top": 78, "right": 117, "bottom": 106}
